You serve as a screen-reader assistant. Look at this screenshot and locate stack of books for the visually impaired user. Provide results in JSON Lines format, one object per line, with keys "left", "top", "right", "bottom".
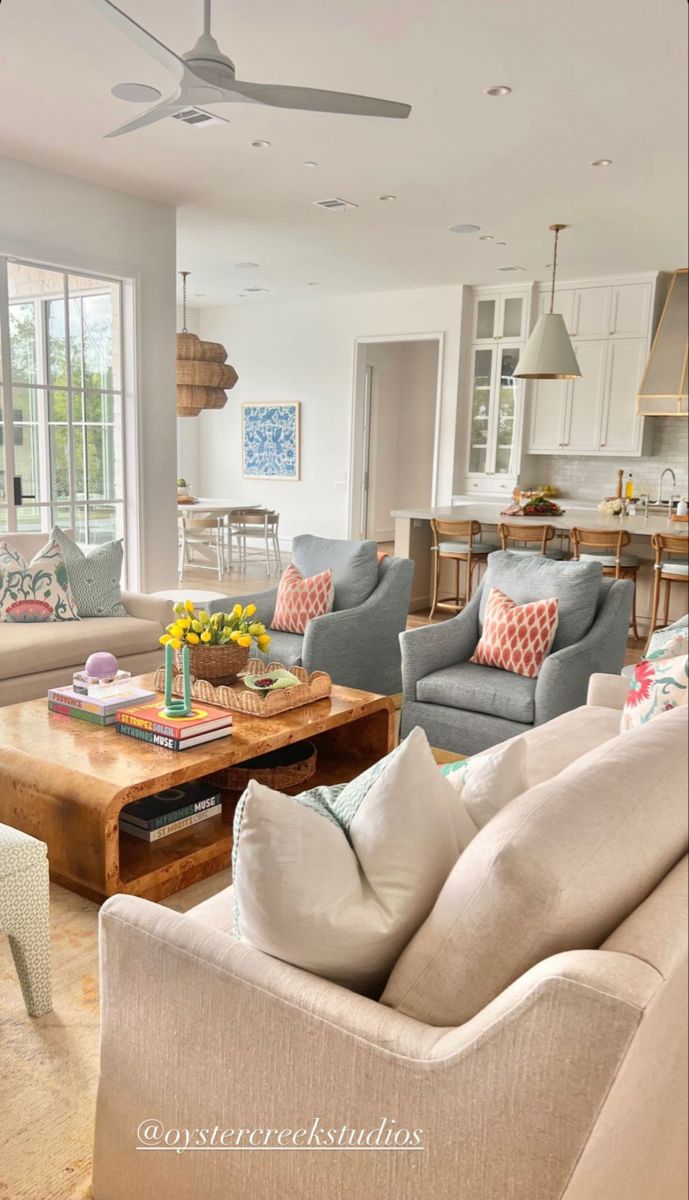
{"left": 115, "top": 701, "right": 233, "bottom": 751}
{"left": 119, "top": 780, "right": 222, "bottom": 842}
{"left": 48, "top": 684, "right": 157, "bottom": 726}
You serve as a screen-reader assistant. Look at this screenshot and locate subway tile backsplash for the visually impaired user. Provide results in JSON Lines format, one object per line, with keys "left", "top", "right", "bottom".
{"left": 521, "top": 417, "right": 688, "bottom": 501}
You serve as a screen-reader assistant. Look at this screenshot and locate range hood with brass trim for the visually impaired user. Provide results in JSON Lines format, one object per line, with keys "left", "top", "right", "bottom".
{"left": 637, "top": 268, "right": 688, "bottom": 416}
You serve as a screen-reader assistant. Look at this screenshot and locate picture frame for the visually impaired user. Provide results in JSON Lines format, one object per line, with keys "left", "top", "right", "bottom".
{"left": 241, "top": 402, "right": 301, "bottom": 481}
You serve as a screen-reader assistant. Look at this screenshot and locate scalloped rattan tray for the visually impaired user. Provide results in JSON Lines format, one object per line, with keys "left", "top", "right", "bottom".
{"left": 152, "top": 659, "right": 332, "bottom": 718}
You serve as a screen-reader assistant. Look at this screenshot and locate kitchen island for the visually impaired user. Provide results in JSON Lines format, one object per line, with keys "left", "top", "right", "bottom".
{"left": 394, "top": 502, "right": 688, "bottom": 630}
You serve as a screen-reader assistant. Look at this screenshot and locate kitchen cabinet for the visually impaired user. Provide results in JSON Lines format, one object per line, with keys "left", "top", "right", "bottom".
{"left": 460, "top": 287, "right": 530, "bottom": 493}
{"left": 526, "top": 275, "right": 654, "bottom": 456}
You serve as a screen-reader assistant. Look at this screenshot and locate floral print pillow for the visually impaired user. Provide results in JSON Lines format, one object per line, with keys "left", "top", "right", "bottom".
{"left": 621, "top": 651, "right": 689, "bottom": 732}
{"left": 0, "top": 541, "right": 79, "bottom": 623}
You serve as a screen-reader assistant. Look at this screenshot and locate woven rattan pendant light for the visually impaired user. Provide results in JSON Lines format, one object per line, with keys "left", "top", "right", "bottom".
{"left": 176, "top": 271, "right": 238, "bottom": 416}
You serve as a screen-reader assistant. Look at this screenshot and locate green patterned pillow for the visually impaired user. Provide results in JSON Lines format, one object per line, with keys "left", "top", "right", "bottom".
{"left": 0, "top": 540, "right": 79, "bottom": 623}
{"left": 47, "top": 527, "right": 127, "bottom": 618}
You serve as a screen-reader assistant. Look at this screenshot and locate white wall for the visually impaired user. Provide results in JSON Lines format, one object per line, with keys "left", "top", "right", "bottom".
{"left": 0, "top": 153, "right": 177, "bottom": 590}
{"left": 196, "top": 286, "right": 463, "bottom": 543}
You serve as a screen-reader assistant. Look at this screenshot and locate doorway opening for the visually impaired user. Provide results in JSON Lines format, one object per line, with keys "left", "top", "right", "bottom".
{"left": 350, "top": 335, "right": 442, "bottom": 544}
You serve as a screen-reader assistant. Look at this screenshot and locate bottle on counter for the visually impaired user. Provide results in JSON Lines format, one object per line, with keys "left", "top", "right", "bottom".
{"left": 625, "top": 474, "right": 634, "bottom": 500}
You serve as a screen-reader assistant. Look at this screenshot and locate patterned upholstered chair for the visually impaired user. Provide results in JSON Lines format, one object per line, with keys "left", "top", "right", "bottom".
{"left": 0, "top": 824, "right": 52, "bottom": 1017}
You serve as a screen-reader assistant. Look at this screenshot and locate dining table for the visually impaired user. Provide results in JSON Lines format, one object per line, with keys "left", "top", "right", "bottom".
{"left": 177, "top": 498, "right": 264, "bottom": 516}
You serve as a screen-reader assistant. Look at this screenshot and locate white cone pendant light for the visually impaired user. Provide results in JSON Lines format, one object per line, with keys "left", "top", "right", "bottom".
{"left": 515, "top": 225, "right": 581, "bottom": 380}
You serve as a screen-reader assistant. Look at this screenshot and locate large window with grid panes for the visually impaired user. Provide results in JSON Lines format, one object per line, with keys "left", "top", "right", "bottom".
{"left": 0, "top": 257, "right": 125, "bottom": 545}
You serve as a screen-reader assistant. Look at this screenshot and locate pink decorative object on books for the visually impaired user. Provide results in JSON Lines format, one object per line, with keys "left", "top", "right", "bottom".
{"left": 272, "top": 564, "right": 334, "bottom": 634}
{"left": 85, "top": 652, "right": 119, "bottom": 682}
{"left": 471, "top": 587, "right": 559, "bottom": 679}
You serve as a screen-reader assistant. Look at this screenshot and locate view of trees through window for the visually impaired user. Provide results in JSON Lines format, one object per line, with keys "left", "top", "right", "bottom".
{"left": 0, "top": 259, "right": 124, "bottom": 543}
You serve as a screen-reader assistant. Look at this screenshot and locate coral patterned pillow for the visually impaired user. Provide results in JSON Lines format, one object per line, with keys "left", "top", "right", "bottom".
{"left": 0, "top": 540, "right": 79, "bottom": 623}
{"left": 471, "top": 586, "right": 559, "bottom": 678}
{"left": 272, "top": 563, "right": 334, "bottom": 634}
{"left": 621, "top": 654, "right": 689, "bottom": 732}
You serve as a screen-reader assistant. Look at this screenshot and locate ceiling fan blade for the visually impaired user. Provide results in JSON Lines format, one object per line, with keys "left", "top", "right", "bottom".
{"left": 227, "top": 80, "right": 411, "bottom": 119}
{"left": 87, "top": 0, "right": 187, "bottom": 78}
{"left": 104, "top": 97, "right": 184, "bottom": 138}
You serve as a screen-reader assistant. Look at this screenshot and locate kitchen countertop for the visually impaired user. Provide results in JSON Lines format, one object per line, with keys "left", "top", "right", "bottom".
{"left": 392, "top": 503, "right": 688, "bottom": 539}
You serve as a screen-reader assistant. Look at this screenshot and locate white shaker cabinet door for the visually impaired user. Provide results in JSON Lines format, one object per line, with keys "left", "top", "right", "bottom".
{"left": 564, "top": 340, "right": 607, "bottom": 451}
{"left": 609, "top": 283, "right": 653, "bottom": 338}
{"left": 527, "top": 378, "right": 567, "bottom": 452}
{"left": 599, "top": 338, "right": 647, "bottom": 453}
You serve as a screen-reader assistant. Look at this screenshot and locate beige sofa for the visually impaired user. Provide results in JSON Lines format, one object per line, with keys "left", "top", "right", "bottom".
{"left": 0, "top": 533, "right": 172, "bottom": 705}
{"left": 92, "top": 677, "right": 688, "bottom": 1200}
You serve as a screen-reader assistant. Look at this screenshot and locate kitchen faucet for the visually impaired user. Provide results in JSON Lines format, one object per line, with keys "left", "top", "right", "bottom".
{"left": 655, "top": 467, "right": 677, "bottom": 506}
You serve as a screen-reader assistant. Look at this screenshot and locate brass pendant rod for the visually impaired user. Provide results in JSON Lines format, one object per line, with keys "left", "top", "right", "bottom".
{"left": 548, "top": 223, "right": 566, "bottom": 314}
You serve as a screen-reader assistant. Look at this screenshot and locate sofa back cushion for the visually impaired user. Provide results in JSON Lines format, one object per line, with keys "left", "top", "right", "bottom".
{"left": 292, "top": 535, "right": 379, "bottom": 611}
{"left": 478, "top": 551, "right": 602, "bottom": 651}
{"left": 0, "top": 529, "right": 75, "bottom": 564}
{"left": 381, "top": 705, "right": 688, "bottom": 1026}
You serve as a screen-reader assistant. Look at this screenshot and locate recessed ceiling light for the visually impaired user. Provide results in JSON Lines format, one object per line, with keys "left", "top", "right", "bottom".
{"left": 307, "top": 281, "right": 320, "bottom": 286}
{"left": 251, "top": 139, "right": 271, "bottom": 149}
{"left": 379, "top": 194, "right": 397, "bottom": 201}
{"left": 234, "top": 261, "right": 259, "bottom": 269}
{"left": 111, "top": 82, "right": 162, "bottom": 103}
{"left": 479, "top": 235, "right": 494, "bottom": 241}
{"left": 590, "top": 158, "right": 613, "bottom": 167}
{"left": 244, "top": 286, "right": 269, "bottom": 293}
{"left": 484, "top": 85, "right": 512, "bottom": 96}
{"left": 449, "top": 223, "right": 481, "bottom": 234}
{"left": 304, "top": 161, "right": 319, "bottom": 168}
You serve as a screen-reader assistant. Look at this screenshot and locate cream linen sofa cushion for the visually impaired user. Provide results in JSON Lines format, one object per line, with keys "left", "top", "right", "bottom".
{"left": 382, "top": 705, "right": 689, "bottom": 1027}
{"left": 232, "top": 727, "right": 477, "bottom": 995}
{"left": 0, "top": 615, "right": 163, "bottom": 680}
{"left": 441, "top": 736, "right": 528, "bottom": 829}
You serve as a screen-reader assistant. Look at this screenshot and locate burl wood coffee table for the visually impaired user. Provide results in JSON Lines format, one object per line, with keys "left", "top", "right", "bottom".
{"left": 0, "top": 676, "right": 396, "bottom": 903}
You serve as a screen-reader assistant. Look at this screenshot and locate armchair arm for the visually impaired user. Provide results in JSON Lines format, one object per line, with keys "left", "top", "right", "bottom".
{"left": 220, "top": 585, "right": 279, "bottom": 629}
{"left": 587, "top": 673, "right": 630, "bottom": 711}
{"left": 94, "top": 894, "right": 657, "bottom": 1200}
{"left": 300, "top": 557, "right": 413, "bottom": 694}
{"left": 400, "top": 591, "right": 481, "bottom": 701}
{"left": 121, "top": 591, "right": 175, "bottom": 628}
{"left": 535, "top": 579, "right": 634, "bottom": 726}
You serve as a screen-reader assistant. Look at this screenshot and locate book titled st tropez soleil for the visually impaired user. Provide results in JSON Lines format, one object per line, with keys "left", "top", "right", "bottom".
{"left": 115, "top": 700, "right": 233, "bottom": 750}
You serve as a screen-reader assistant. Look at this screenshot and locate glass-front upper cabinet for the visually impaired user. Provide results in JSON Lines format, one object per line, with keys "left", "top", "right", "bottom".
{"left": 474, "top": 293, "right": 527, "bottom": 342}
{"left": 460, "top": 288, "right": 529, "bottom": 495}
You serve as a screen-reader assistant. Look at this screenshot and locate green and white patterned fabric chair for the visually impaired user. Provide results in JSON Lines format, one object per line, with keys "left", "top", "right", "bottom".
{"left": 0, "top": 824, "right": 52, "bottom": 1017}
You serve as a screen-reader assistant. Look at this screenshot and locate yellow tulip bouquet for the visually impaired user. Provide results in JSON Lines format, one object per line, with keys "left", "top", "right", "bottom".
{"left": 161, "top": 600, "right": 272, "bottom": 652}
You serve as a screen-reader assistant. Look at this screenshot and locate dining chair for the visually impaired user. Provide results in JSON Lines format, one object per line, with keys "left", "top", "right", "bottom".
{"left": 178, "top": 516, "right": 225, "bottom": 582}
{"left": 430, "top": 519, "right": 494, "bottom": 618}
{"left": 498, "top": 523, "right": 567, "bottom": 560}
{"left": 647, "top": 533, "right": 689, "bottom": 652}
{"left": 229, "top": 509, "right": 282, "bottom": 576}
{"left": 570, "top": 527, "right": 640, "bottom": 640}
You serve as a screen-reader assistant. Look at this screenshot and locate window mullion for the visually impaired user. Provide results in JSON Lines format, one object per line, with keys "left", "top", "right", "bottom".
{"left": 0, "top": 258, "right": 17, "bottom": 530}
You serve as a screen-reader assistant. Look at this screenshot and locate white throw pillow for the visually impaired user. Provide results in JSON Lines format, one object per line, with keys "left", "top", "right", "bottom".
{"left": 232, "top": 726, "right": 477, "bottom": 994}
{"left": 440, "top": 736, "right": 528, "bottom": 829}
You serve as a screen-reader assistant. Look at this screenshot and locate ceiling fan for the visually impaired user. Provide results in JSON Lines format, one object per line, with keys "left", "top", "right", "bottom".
{"left": 90, "top": 0, "right": 412, "bottom": 137}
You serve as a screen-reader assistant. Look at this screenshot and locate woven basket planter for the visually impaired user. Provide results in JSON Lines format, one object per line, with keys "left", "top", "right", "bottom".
{"left": 217, "top": 741, "right": 318, "bottom": 793}
{"left": 180, "top": 642, "right": 250, "bottom": 684}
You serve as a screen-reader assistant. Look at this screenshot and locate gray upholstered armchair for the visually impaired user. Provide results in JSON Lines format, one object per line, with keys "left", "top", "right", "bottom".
{"left": 222, "top": 535, "right": 414, "bottom": 696}
{"left": 401, "top": 551, "right": 634, "bottom": 755}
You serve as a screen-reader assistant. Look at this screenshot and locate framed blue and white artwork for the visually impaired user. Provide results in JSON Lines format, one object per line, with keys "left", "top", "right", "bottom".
{"left": 241, "top": 402, "right": 301, "bottom": 481}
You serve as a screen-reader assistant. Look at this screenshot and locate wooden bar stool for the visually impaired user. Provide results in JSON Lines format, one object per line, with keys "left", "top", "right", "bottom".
{"left": 570, "top": 527, "right": 640, "bottom": 640}
{"left": 647, "top": 533, "right": 689, "bottom": 652}
{"left": 430, "top": 519, "right": 494, "bottom": 618}
{"left": 498, "top": 523, "right": 567, "bottom": 560}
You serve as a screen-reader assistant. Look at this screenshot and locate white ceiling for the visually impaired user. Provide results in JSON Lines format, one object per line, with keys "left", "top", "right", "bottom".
{"left": 0, "top": 0, "right": 687, "bottom": 306}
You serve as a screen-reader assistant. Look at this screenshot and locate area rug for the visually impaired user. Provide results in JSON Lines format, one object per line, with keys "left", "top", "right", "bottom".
{"left": 0, "top": 871, "right": 230, "bottom": 1200}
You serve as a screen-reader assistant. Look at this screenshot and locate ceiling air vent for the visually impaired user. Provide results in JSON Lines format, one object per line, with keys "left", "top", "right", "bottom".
{"left": 172, "top": 107, "right": 229, "bottom": 127}
{"left": 313, "top": 197, "right": 359, "bottom": 211}
{"left": 497, "top": 265, "right": 526, "bottom": 272}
